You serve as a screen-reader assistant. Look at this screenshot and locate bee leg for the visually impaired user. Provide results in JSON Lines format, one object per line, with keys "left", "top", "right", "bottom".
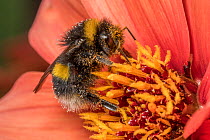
{"left": 101, "top": 45, "right": 111, "bottom": 56}
{"left": 100, "top": 99, "right": 118, "bottom": 111}
{"left": 95, "top": 55, "right": 113, "bottom": 66}
{"left": 120, "top": 47, "right": 132, "bottom": 58}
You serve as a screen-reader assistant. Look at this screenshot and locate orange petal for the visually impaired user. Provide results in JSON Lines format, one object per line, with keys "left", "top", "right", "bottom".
{"left": 0, "top": 72, "right": 90, "bottom": 139}
{"left": 82, "top": 0, "right": 190, "bottom": 71}
{"left": 29, "top": 0, "right": 89, "bottom": 63}
{"left": 191, "top": 119, "right": 210, "bottom": 140}
{"left": 184, "top": 65, "right": 210, "bottom": 139}
{"left": 198, "top": 64, "right": 210, "bottom": 105}
{"left": 183, "top": 102, "right": 210, "bottom": 138}
{"left": 183, "top": 0, "right": 210, "bottom": 80}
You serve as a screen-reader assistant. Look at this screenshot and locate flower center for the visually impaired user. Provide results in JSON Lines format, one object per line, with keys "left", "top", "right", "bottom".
{"left": 80, "top": 41, "right": 198, "bottom": 140}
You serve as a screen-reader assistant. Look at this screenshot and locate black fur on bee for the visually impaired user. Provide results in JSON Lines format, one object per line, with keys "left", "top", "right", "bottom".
{"left": 33, "top": 19, "right": 132, "bottom": 112}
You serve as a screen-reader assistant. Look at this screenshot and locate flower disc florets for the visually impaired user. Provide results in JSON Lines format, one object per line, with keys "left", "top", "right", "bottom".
{"left": 80, "top": 41, "right": 198, "bottom": 140}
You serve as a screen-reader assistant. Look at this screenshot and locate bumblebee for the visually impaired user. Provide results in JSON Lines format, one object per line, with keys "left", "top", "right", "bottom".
{"left": 33, "top": 19, "right": 132, "bottom": 112}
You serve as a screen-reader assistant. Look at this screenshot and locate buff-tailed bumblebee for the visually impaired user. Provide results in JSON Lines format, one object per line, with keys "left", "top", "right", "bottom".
{"left": 33, "top": 19, "right": 134, "bottom": 112}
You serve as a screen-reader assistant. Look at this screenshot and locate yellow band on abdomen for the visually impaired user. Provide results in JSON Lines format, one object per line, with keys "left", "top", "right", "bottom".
{"left": 52, "top": 63, "right": 70, "bottom": 81}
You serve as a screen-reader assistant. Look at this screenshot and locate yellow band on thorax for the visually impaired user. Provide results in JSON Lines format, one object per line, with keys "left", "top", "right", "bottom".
{"left": 84, "top": 19, "right": 99, "bottom": 45}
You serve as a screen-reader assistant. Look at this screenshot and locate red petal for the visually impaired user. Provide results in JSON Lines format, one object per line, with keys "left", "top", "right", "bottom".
{"left": 183, "top": 102, "right": 210, "bottom": 138}
{"left": 183, "top": 0, "right": 210, "bottom": 80}
{"left": 0, "top": 72, "right": 90, "bottom": 139}
{"left": 82, "top": 0, "right": 190, "bottom": 71}
{"left": 29, "top": 0, "right": 89, "bottom": 63}
{"left": 198, "top": 64, "right": 210, "bottom": 105}
{"left": 191, "top": 119, "right": 210, "bottom": 140}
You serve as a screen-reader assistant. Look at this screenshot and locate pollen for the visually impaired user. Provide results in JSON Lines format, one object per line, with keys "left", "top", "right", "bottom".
{"left": 80, "top": 41, "right": 198, "bottom": 140}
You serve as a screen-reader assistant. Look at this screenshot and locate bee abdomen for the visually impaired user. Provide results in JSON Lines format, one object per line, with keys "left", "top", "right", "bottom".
{"left": 57, "top": 93, "right": 94, "bottom": 112}
{"left": 52, "top": 63, "right": 70, "bottom": 81}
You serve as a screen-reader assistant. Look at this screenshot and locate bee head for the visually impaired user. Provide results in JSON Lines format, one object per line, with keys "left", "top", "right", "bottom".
{"left": 98, "top": 19, "right": 124, "bottom": 56}
{"left": 83, "top": 19, "right": 124, "bottom": 56}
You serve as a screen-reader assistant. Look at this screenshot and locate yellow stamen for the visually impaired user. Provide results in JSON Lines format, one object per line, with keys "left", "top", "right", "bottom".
{"left": 155, "top": 135, "right": 165, "bottom": 140}
{"left": 92, "top": 72, "right": 112, "bottom": 79}
{"left": 141, "top": 129, "right": 158, "bottom": 140}
{"left": 174, "top": 92, "right": 181, "bottom": 104}
{"left": 148, "top": 102, "right": 157, "bottom": 113}
{"left": 83, "top": 125, "right": 100, "bottom": 132}
{"left": 145, "top": 45, "right": 152, "bottom": 56}
{"left": 164, "top": 50, "right": 171, "bottom": 64}
{"left": 91, "top": 86, "right": 114, "bottom": 91}
{"left": 106, "top": 89, "right": 124, "bottom": 98}
{"left": 156, "top": 118, "right": 171, "bottom": 126}
{"left": 108, "top": 122, "right": 139, "bottom": 131}
{"left": 160, "top": 85, "right": 172, "bottom": 101}
{"left": 129, "top": 81, "right": 155, "bottom": 90}
{"left": 153, "top": 45, "right": 161, "bottom": 60}
{"left": 83, "top": 120, "right": 95, "bottom": 126}
{"left": 135, "top": 41, "right": 151, "bottom": 59}
{"left": 92, "top": 119, "right": 114, "bottom": 133}
{"left": 160, "top": 127, "right": 172, "bottom": 136}
{"left": 133, "top": 93, "right": 165, "bottom": 103}
{"left": 118, "top": 108, "right": 128, "bottom": 123}
{"left": 112, "top": 63, "right": 148, "bottom": 78}
{"left": 169, "top": 70, "right": 182, "bottom": 83}
{"left": 166, "top": 101, "right": 173, "bottom": 114}
{"left": 156, "top": 105, "right": 166, "bottom": 117}
{"left": 133, "top": 129, "right": 147, "bottom": 135}
{"left": 107, "top": 74, "right": 134, "bottom": 86}
{"left": 90, "top": 134, "right": 124, "bottom": 140}
{"left": 80, "top": 113, "right": 119, "bottom": 121}
{"left": 140, "top": 57, "right": 163, "bottom": 73}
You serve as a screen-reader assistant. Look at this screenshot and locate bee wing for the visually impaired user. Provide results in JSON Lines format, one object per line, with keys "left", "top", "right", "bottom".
{"left": 33, "top": 41, "right": 84, "bottom": 93}
{"left": 33, "top": 61, "right": 55, "bottom": 93}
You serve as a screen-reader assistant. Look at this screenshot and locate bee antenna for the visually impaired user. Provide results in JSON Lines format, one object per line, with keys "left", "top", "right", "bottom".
{"left": 123, "top": 27, "right": 136, "bottom": 40}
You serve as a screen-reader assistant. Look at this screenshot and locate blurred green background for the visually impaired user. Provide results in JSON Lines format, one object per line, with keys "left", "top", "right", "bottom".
{"left": 0, "top": 0, "right": 48, "bottom": 97}
{"left": 0, "top": 0, "right": 39, "bottom": 43}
